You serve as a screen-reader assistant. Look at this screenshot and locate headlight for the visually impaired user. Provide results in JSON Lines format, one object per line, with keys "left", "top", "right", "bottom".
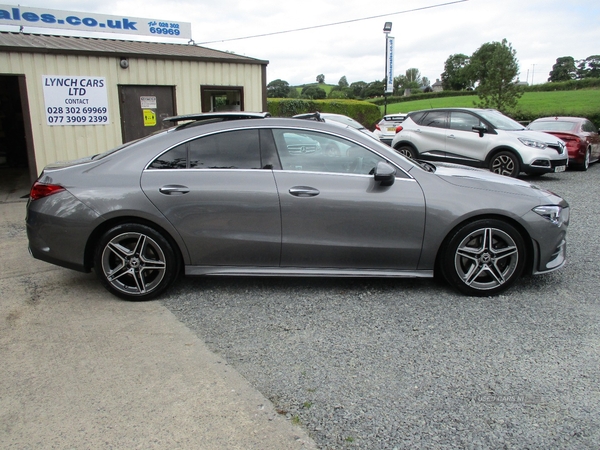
{"left": 533, "top": 205, "right": 564, "bottom": 226}
{"left": 519, "top": 137, "right": 547, "bottom": 149}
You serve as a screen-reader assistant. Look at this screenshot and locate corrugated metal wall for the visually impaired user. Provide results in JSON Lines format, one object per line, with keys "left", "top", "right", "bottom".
{"left": 0, "top": 50, "right": 265, "bottom": 172}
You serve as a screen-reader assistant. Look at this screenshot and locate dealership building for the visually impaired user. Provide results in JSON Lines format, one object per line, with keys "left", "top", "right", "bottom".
{"left": 0, "top": 5, "right": 269, "bottom": 183}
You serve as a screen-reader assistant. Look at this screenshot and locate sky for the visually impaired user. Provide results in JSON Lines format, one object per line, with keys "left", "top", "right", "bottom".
{"left": 2, "top": 0, "right": 600, "bottom": 87}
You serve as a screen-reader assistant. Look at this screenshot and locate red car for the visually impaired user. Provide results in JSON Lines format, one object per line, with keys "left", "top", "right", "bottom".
{"left": 528, "top": 117, "right": 600, "bottom": 171}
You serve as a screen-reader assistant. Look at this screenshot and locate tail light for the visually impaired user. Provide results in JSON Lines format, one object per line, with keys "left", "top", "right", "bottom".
{"left": 375, "top": 124, "right": 381, "bottom": 131}
{"left": 395, "top": 125, "right": 403, "bottom": 133}
{"left": 561, "top": 136, "right": 581, "bottom": 152}
{"left": 30, "top": 182, "right": 66, "bottom": 200}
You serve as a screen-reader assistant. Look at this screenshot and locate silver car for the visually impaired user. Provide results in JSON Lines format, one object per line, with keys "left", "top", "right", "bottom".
{"left": 374, "top": 114, "right": 407, "bottom": 146}
{"left": 391, "top": 108, "right": 569, "bottom": 177}
{"left": 293, "top": 112, "right": 379, "bottom": 140}
{"left": 27, "top": 112, "right": 569, "bottom": 300}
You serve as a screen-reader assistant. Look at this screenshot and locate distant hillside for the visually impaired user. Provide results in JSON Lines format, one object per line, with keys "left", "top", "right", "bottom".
{"left": 293, "top": 83, "right": 335, "bottom": 95}
{"left": 383, "top": 89, "right": 600, "bottom": 126}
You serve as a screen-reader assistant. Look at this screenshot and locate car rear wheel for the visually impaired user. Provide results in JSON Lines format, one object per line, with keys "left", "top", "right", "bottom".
{"left": 94, "top": 223, "right": 180, "bottom": 301}
{"left": 576, "top": 148, "right": 591, "bottom": 171}
{"left": 490, "top": 151, "right": 520, "bottom": 177}
{"left": 396, "top": 145, "right": 416, "bottom": 159}
{"left": 441, "top": 219, "right": 526, "bottom": 296}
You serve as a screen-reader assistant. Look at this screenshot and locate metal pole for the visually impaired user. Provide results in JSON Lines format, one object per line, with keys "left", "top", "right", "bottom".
{"left": 384, "top": 35, "right": 388, "bottom": 115}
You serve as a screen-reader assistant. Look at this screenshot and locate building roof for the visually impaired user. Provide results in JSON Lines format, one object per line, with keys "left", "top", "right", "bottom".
{"left": 0, "top": 31, "right": 268, "bottom": 65}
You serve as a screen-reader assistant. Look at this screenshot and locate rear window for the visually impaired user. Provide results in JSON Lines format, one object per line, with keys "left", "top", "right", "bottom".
{"left": 148, "top": 129, "right": 261, "bottom": 169}
{"left": 528, "top": 121, "right": 577, "bottom": 132}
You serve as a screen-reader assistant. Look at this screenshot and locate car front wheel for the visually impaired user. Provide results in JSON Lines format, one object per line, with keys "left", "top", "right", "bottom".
{"left": 93, "top": 223, "right": 180, "bottom": 301}
{"left": 441, "top": 219, "right": 526, "bottom": 296}
{"left": 490, "top": 151, "right": 520, "bottom": 177}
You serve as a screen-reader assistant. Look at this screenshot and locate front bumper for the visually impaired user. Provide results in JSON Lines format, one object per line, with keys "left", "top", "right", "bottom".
{"left": 522, "top": 157, "right": 568, "bottom": 174}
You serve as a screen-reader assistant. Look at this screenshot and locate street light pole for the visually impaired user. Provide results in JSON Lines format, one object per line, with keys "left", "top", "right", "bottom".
{"left": 383, "top": 22, "right": 392, "bottom": 115}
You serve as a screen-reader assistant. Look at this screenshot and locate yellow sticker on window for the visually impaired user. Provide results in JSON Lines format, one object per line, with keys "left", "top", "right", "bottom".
{"left": 143, "top": 109, "right": 156, "bottom": 127}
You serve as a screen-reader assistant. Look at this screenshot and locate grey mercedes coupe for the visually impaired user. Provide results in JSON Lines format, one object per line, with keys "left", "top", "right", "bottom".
{"left": 26, "top": 112, "right": 569, "bottom": 300}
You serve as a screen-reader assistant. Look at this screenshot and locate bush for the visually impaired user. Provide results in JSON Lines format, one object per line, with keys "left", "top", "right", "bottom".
{"left": 267, "top": 99, "right": 382, "bottom": 129}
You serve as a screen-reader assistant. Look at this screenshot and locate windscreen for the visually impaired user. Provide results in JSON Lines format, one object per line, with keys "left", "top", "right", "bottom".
{"left": 477, "top": 110, "right": 525, "bottom": 131}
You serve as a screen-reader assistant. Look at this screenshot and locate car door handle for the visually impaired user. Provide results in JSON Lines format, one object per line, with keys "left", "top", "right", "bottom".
{"left": 159, "top": 185, "right": 190, "bottom": 195}
{"left": 289, "top": 186, "right": 320, "bottom": 197}
{"left": 447, "top": 134, "right": 456, "bottom": 139}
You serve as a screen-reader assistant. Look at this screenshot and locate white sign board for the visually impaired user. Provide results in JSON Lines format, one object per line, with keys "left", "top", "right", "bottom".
{"left": 140, "top": 96, "right": 157, "bottom": 109}
{"left": 385, "top": 36, "right": 395, "bottom": 94}
{"left": 42, "top": 76, "right": 110, "bottom": 126}
{"left": 0, "top": 5, "right": 192, "bottom": 40}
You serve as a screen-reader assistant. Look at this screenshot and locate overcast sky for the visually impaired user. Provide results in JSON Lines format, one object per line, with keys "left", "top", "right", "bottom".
{"left": 3, "top": 0, "right": 600, "bottom": 86}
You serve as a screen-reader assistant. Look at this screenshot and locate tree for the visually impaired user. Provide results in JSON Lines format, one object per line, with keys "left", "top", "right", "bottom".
{"left": 349, "top": 81, "right": 367, "bottom": 98}
{"left": 469, "top": 39, "right": 522, "bottom": 111}
{"left": 441, "top": 53, "right": 473, "bottom": 90}
{"left": 301, "top": 85, "right": 326, "bottom": 99}
{"left": 576, "top": 55, "right": 600, "bottom": 79}
{"left": 316, "top": 74, "right": 325, "bottom": 84}
{"left": 405, "top": 68, "right": 422, "bottom": 86}
{"left": 362, "top": 80, "right": 385, "bottom": 98}
{"left": 338, "top": 76, "right": 349, "bottom": 88}
{"left": 266, "top": 79, "right": 291, "bottom": 98}
{"left": 548, "top": 57, "right": 577, "bottom": 82}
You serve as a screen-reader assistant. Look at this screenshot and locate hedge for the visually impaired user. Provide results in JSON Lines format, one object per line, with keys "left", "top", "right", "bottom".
{"left": 367, "top": 90, "right": 474, "bottom": 106}
{"left": 267, "top": 98, "right": 382, "bottom": 129}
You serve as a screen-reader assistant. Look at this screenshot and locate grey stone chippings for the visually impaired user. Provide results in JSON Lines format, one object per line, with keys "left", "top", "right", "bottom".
{"left": 162, "top": 166, "right": 600, "bottom": 449}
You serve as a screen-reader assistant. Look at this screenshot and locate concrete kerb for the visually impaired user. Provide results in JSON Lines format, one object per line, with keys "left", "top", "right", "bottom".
{"left": 0, "top": 201, "right": 316, "bottom": 449}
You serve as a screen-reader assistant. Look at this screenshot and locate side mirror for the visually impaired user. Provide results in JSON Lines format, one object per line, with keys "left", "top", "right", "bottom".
{"left": 374, "top": 161, "right": 396, "bottom": 186}
{"left": 472, "top": 125, "right": 487, "bottom": 138}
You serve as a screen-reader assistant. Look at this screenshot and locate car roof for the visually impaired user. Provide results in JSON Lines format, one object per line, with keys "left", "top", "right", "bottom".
{"left": 163, "top": 112, "right": 271, "bottom": 123}
{"left": 409, "top": 107, "right": 497, "bottom": 114}
{"left": 532, "top": 116, "right": 585, "bottom": 122}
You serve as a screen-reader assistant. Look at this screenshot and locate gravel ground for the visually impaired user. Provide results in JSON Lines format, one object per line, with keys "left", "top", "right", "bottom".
{"left": 161, "top": 165, "right": 600, "bottom": 449}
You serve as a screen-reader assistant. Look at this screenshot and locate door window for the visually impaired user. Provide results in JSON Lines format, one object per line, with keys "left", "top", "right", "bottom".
{"left": 449, "top": 112, "right": 483, "bottom": 131}
{"left": 272, "top": 129, "right": 386, "bottom": 175}
{"left": 149, "top": 129, "right": 261, "bottom": 169}
{"left": 416, "top": 111, "right": 447, "bottom": 128}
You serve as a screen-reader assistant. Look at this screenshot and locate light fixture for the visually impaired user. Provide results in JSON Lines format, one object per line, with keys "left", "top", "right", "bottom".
{"left": 119, "top": 58, "right": 129, "bottom": 69}
{"left": 383, "top": 22, "right": 392, "bottom": 33}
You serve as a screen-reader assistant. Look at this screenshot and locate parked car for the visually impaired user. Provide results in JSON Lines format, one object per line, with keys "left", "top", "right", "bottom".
{"left": 293, "top": 112, "right": 378, "bottom": 140}
{"left": 27, "top": 112, "right": 569, "bottom": 301}
{"left": 391, "top": 108, "right": 568, "bottom": 177}
{"left": 527, "top": 116, "right": 600, "bottom": 171}
{"left": 374, "top": 114, "right": 407, "bottom": 145}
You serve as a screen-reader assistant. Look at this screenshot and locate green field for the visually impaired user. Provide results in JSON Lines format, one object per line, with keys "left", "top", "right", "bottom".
{"left": 383, "top": 89, "right": 600, "bottom": 118}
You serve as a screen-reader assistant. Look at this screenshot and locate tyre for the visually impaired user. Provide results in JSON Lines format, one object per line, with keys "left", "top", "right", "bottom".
{"left": 396, "top": 145, "right": 416, "bottom": 159}
{"left": 490, "top": 151, "right": 520, "bottom": 177}
{"left": 576, "top": 148, "right": 590, "bottom": 171}
{"left": 94, "top": 223, "right": 180, "bottom": 301}
{"left": 440, "top": 219, "right": 526, "bottom": 296}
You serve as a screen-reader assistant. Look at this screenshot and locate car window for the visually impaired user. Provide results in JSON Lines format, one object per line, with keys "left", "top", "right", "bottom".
{"left": 477, "top": 110, "right": 524, "bottom": 130}
{"left": 582, "top": 120, "right": 598, "bottom": 133}
{"left": 528, "top": 121, "right": 577, "bottom": 132}
{"left": 417, "top": 111, "right": 447, "bottom": 128}
{"left": 449, "top": 112, "right": 482, "bottom": 132}
{"left": 272, "top": 129, "right": 386, "bottom": 175}
{"left": 148, "top": 129, "right": 261, "bottom": 169}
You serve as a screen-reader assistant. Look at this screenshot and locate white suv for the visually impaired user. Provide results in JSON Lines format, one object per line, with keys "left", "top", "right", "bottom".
{"left": 391, "top": 108, "right": 568, "bottom": 177}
